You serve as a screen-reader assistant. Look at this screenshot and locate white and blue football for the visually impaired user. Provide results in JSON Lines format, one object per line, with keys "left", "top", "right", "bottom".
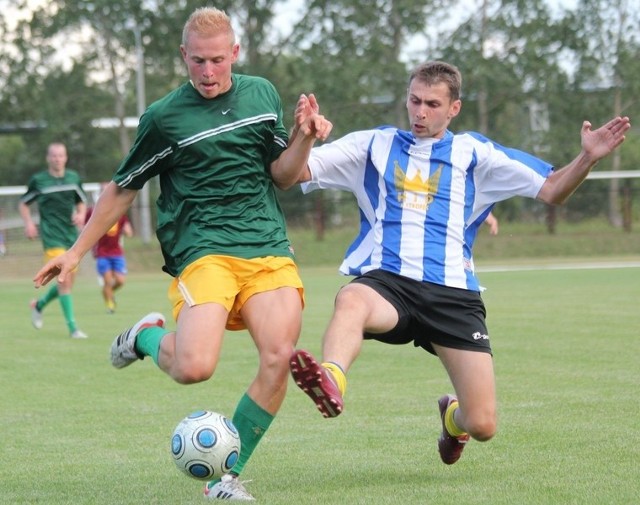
{"left": 171, "top": 410, "right": 241, "bottom": 481}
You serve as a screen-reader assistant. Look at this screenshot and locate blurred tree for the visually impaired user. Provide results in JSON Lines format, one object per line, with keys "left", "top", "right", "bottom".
{"left": 0, "top": 58, "right": 115, "bottom": 184}
{"left": 433, "top": 0, "right": 616, "bottom": 231}
{"left": 436, "top": 0, "right": 573, "bottom": 147}
{"left": 275, "top": 0, "right": 448, "bottom": 236}
{"left": 568, "top": 0, "right": 640, "bottom": 228}
{"left": 0, "top": 0, "right": 637, "bottom": 231}
{"left": 0, "top": 1, "right": 300, "bottom": 173}
{"left": 284, "top": 0, "right": 448, "bottom": 137}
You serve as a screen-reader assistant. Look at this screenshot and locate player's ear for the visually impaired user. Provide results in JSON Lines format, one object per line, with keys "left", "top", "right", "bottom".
{"left": 230, "top": 43, "right": 240, "bottom": 63}
{"left": 449, "top": 99, "right": 462, "bottom": 119}
{"left": 449, "top": 99, "right": 462, "bottom": 118}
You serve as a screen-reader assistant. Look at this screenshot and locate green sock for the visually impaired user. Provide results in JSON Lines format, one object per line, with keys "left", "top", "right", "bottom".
{"left": 58, "top": 294, "right": 76, "bottom": 333}
{"left": 37, "top": 284, "right": 59, "bottom": 311}
{"left": 229, "top": 393, "right": 274, "bottom": 476}
{"left": 134, "top": 326, "right": 167, "bottom": 365}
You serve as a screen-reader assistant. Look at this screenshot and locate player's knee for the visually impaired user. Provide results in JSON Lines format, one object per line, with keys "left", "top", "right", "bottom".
{"left": 254, "top": 345, "right": 294, "bottom": 390}
{"left": 171, "top": 360, "right": 215, "bottom": 384}
{"left": 261, "top": 344, "right": 293, "bottom": 373}
{"left": 334, "top": 285, "right": 368, "bottom": 313}
{"left": 466, "top": 415, "right": 497, "bottom": 442}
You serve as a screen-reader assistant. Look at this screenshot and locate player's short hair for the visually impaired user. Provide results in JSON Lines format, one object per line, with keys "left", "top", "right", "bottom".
{"left": 409, "top": 61, "right": 462, "bottom": 101}
{"left": 182, "top": 7, "right": 235, "bottom": 46}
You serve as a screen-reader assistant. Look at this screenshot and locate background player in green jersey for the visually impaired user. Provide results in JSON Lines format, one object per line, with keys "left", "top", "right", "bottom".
{"left": 33, "top": 7, "right": 332, "bottom": 501}
{"left": 19, "top": 142, "right": 88, "bottom": 339}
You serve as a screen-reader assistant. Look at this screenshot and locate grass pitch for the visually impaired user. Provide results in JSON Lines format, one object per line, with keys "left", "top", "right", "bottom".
{"left": 0, "top": 265, "right": 638, "bottom": 504}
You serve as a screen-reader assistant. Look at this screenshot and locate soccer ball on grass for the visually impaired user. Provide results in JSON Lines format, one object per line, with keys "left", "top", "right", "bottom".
{"left": 171, "top": 410, "right": 241, "bottom": 480}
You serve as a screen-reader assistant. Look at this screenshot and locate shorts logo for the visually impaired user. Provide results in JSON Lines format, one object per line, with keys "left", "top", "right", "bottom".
{"left": 472, "top": 332, "right": 489, "bottom": 341}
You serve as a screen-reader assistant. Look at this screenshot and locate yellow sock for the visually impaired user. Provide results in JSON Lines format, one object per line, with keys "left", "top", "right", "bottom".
{"left": 444, "top": 401, "right": 467, "bottom": 437}
{"left": 321, "top": 362, "right": 347, "bottom": 396}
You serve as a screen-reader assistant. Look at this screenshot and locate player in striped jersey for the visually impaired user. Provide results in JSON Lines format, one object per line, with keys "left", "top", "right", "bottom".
{"left": 33, "top": 7, "right": 332, "bottom": 500}
{"left": 290, "top": 61, "right": 630, "bottom": 465}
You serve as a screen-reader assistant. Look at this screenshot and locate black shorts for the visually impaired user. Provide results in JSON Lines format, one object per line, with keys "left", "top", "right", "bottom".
{"left": 352, "top": 269, "right": 492, "bottom": 356}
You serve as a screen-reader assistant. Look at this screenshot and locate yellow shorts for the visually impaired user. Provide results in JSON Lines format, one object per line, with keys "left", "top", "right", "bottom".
{"left": 168, "top": 255, "right": 304, "bottom": 331}
{"left": 44, "top": 247, "right": 79, "bottom": 273}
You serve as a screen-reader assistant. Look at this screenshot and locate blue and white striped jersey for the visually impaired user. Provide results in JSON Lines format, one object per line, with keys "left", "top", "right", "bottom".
{"left": 302, "top": 127, "right": 554, "bottom": 291}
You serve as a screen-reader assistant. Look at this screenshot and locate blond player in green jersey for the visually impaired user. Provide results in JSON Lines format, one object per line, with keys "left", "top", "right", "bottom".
{"left": 33, "top": 7, "right": 331, "bottom": 501}
{"left": 19, "top": 142, "right": 88, "bottom": 339}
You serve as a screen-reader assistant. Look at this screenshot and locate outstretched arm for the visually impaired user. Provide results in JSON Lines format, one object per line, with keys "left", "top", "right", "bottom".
{"left": 537, "top": 116, "right": 630, "bottom": 205}
{"left": 33, "top": 182, "right": 137, "bottom": 287}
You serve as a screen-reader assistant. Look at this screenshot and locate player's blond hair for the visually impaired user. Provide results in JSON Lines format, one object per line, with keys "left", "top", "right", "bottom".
{"left": 182, "top": 7, "right": 236, "bottom": 46}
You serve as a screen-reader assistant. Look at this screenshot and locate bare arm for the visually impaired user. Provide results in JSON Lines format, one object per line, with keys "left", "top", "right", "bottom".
{"left": 33, "top": 181, "right": 138, "bottom": 287}
{"left": 72, "top": 201, "right": 87, "bottom": 230}
{"left": 291, "top": 94, "right": 317, "bottom": 184}
{"left": 122, "top": 220, "right": 134, "bottom": 238}
{"left": 271, "top": 94, "right": 330, "bottom": 189}
{"left": 536, "top": 116, "right": 630, "bottom": 205}
{"left": 484, "top": 212, "right": 499, "bottom": 235}
{"left": 18, "top": 201, "right": 38, "bottom": 239}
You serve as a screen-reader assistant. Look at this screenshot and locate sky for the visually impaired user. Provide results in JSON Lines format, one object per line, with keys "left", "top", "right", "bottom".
{"left": 1, "top": 0, "right": 583, "bottom": 72}
{"left": 270, "top": 0, "right": 580, "bottom": 63}
{"left": 272, "top": 0, "right": 580, "bottom": 27}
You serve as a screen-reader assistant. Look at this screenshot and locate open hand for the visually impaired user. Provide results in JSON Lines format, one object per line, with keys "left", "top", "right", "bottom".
{"left": 295, "top": 94, "right": 332, "bottom": 140}
{"left": 33, "top": 250, "right": 80, "bottom": 288}
{"left": 582, "top": 116, "right": 630, "bottom": 161}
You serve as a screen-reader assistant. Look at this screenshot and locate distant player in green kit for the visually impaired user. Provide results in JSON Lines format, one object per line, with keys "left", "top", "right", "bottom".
{"left": 19, "top": 142, "right": 88, "bottom": 339}
{"left": 33, "top": 7, "right": 332, "bottom": 501}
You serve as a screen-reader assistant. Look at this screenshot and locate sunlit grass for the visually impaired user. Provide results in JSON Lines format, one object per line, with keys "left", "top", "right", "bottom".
{"left": 0, "top": 265, "right": 638, "bottom": 504}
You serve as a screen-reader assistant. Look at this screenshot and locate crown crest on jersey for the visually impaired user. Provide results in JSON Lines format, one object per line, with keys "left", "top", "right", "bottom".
{"left": 394, "top": 161, "right": 442, "bottom": 196}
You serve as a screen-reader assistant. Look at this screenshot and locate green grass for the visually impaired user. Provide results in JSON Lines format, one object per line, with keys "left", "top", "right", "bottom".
{"left": 1, "top": 266, "right": 639, "bottom": 504}
{"left": 286, "top": 219, "right": 640, "bottom": 267}
{"left": 2, "top": 219, "right": 640, "bottom": 278}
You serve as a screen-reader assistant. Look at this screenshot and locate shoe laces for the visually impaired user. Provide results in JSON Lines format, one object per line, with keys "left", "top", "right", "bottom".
{"left": 209, "top": 474, "right": 254, "bottom": 500}
{"left": 226, "top": 475, "right": 252, "bottom": 491}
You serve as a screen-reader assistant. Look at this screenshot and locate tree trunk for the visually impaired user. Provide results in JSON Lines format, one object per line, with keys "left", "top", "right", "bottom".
{"left": 314, "top": 192, "right": 325, "bottom": 241}
{"left": 546, "top": 205, "right": 557, "bottom": 234}
{"left": 622, "top": 179, "right": 632, "bottom": 233}
{"left": 607, "top": 78, "right": 623, "bottom": 227}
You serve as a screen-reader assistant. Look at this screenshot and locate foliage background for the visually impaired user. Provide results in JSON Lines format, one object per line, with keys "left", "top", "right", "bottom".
{"left": 0, "top": 0, "right": 639, "bottom": 231}
{"left": 0, "top": 4, "right": 638, "bottom": 501}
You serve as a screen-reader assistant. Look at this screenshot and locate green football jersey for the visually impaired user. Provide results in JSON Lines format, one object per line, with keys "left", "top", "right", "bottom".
{"left": 113, "top": 74, "right": 294, "bottom": 277}
{"left": 20, "top": 169, "right": 87, "bottom": 250}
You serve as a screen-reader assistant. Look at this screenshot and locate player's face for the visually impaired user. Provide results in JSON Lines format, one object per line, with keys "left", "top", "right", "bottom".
{"left": 181, "top": 31, "right": 239, "bottom": 99}
{"left": 406, "top": 80, "right": 461, "bottom": 139}
{"left": 46, "top": 144, "right": 68, "bottom": 175}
